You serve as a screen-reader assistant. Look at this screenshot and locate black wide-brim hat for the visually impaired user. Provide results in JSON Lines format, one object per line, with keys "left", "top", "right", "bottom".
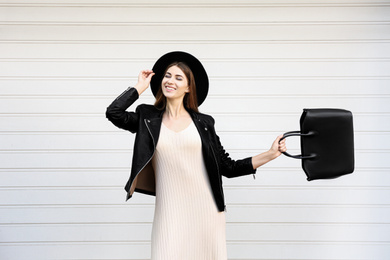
{"left": 150, "top": 51, "right": 209, "bottom": 106}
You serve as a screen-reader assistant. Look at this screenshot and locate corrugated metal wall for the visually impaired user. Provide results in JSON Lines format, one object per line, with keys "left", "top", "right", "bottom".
{"left": 1, "top": 0, "right": 389, "bottom": 259}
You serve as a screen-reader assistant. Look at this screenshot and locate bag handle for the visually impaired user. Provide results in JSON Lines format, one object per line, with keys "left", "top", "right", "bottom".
{"left": 280, "top": 131, "right": 317, "bottom": 159}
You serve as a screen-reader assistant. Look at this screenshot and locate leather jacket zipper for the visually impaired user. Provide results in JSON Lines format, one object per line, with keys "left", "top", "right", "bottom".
{"left": 127, "top": 119, "right": 156, "bottom": 198}
{"left": 116, "top": 86, "right": 132, "bottom": 100}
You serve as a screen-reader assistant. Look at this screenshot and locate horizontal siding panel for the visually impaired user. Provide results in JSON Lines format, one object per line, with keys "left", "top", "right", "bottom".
{"left": 1, "top": 24, "right": 389, "bottom": 41}
{"left": 0, "top": 242, "right": 151, "bottom": 260}
{"left": 0, "top": 224, "right": 154, "bottom": 242}
{"left": 0, "top": 96, "right": 388, "bottom": 113}
{"left": 1, "top": 6, "right": 390, "bottom": 23}
{"left": 0, "top": 42, "right": 389, "bottom": 59}
{"left": 0, "top": 0, "right": 389, "bottom": 5}
{"left": 0, "top": 78, "right": 390, "bottom": 96}
{"left": 227, "top": 242, "right": 390, "bottom": 260}
{"left": 0, "top": 150, "right": 385, "bottom": 168}
{"left": 0, "top": 132, "right": 387, "bottom": 150}
{"left": 228, "top": 205, "right": 390, "bottom": 224}
{"left": 0, "top": 114, "right": 388, "bottom": 132}
{"left": 1, "top": 223, "right": 389, "bottom": 243}
{"left": 0, "top": 205, "right": 155, "bottom": 224}
{"left": 0, "top": 241, "right": 388, "bottom": 260}
{"left": 0, "top": 186, "right": 388, "bottom": 205}
{"left": 1, "top": 205, "right": 389, "bottom": 224}
{"left": 228, "top": 223, "right": 390, "bottom": 242}
{"left": 0, "top": 169, "right": 128, "bottom": 187}
{"left": 2, "top": 60, "right": 390, "bottom": 77}
{"left": 225, "top": 186, "right": 390, "bottom": 205}
{"left": 1, "top": 169, "right": 389, "bottom": 188}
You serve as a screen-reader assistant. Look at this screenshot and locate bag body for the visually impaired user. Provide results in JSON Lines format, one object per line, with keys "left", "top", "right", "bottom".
{"left": 283, "top": 108, "right": 354, "bottom": 181}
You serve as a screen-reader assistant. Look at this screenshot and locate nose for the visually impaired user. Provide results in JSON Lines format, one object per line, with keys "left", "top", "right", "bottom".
{"left": 166, "top": 78, "right": 174, "bottom": 84}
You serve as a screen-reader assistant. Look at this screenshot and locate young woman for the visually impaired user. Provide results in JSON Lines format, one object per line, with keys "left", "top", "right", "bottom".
{"left": 106, "top": 51, "right": 287, "bottom": 260}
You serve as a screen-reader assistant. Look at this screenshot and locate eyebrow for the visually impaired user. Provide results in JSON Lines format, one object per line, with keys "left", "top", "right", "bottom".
{"left": 166, "top": 72, "right": 184, "bottom": 77}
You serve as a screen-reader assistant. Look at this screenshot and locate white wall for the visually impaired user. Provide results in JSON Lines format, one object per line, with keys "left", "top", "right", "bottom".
{"left": 1, "top": 0, "right": 390, "bottom": 259}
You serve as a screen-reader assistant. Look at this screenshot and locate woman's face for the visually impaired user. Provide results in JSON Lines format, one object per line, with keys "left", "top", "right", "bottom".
{"left": 161, "top": 65, "right": 189, "bottom": 101}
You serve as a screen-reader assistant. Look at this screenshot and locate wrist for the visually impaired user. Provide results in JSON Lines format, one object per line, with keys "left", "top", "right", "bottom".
{"left": 252, "top": 150, "right": 277, "bottom": 169}
{"left": 134, "top": 83, "right": 149, "bottom": 95}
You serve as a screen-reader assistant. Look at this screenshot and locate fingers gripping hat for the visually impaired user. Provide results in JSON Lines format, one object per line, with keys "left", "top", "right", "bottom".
{"left": 150, "top": 51, "right": 209, "bottom": 106}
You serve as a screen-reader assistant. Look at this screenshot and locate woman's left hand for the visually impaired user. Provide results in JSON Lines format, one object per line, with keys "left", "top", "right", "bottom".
{"left": 270, "top": 134, "right": 287, "bottom": 159}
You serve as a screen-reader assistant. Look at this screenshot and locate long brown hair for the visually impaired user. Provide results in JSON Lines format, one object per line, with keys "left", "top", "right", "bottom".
{"left": 154, "top": 62, "right": 199, "bottom": 113}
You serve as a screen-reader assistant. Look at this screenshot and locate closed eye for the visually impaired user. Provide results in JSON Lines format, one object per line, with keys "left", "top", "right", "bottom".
{"left": 165, "top": 72, "right": 183, "bottom": 81}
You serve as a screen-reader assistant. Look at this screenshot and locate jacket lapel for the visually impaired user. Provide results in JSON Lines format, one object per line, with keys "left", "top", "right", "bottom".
{"left": 190, "top": 111, "right": 212, "bottom": 150}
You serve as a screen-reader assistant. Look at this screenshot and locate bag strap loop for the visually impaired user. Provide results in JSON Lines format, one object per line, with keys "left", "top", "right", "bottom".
{"left": 280, "top": 131, "right": 317, "bottom": 159}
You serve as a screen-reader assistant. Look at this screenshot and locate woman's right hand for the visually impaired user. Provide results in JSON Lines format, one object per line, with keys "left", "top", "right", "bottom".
{"left": 134, "top": 70, "right": 155, "bottom": 95}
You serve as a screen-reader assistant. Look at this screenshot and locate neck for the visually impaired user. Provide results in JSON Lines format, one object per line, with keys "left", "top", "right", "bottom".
{"left": 165, "top": 98, "right": 187, "bottom": 119}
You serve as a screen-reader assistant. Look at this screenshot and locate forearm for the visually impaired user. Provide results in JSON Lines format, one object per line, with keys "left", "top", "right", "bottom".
{"left": 134, "top": 82, "right": 149, "bottom": 96}
{"left": 251, "top": 150, "right": 279, "bottom": 170}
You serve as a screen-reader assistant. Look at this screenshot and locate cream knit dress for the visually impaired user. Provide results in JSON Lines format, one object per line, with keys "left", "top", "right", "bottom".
{"left": 151, "top": 121, "right": 227, "bottom": 260}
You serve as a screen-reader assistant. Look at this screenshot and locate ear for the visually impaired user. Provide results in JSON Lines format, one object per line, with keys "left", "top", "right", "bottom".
{"left": 185, "top": 87, "right": 190, "bottom": 93}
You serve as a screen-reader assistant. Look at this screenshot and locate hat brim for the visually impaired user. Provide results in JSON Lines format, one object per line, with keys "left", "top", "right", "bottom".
{"left": 150, "top": 51, "right": 209, "bottom": 106}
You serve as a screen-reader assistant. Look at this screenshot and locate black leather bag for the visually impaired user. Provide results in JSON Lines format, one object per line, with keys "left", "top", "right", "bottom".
{"left": 281, "top": 108, "right": 354, "bottom": 181}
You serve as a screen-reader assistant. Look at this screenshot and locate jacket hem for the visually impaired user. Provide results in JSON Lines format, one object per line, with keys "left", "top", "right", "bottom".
{"left": 134, "top": 188, "right": 156, "bottom": 197}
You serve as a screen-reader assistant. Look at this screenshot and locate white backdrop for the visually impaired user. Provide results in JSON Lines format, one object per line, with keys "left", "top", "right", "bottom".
{"left": 1, "top": 0, "right": 390, "bottom": 259}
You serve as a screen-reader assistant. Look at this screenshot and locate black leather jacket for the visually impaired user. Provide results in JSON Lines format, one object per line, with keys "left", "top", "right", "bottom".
{"left": 106, "top": 87, "right": 256, "bottom": 212}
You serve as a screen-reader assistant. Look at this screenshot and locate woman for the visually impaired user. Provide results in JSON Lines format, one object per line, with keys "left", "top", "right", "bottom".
{"left": 106, "top": 51, "right": 287, "bottom": 260}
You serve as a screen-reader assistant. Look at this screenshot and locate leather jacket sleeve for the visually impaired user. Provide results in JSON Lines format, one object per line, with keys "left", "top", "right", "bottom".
{"left": 105, "top": 87, "right": 140, "bottom": 133}
{"left": 216, "top": 134, "right": 256, "bottom": 178}
{"left": 206, "top": 116, "right": 256, "bottom": 178}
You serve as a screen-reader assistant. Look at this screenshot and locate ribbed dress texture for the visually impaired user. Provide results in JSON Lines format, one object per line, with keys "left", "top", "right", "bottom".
{"left": 151, "top": 121, "right": 227, "bottom": 260}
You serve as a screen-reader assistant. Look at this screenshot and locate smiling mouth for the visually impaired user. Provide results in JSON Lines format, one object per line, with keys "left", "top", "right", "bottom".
{"left": 165, "top": 85, "right": 176, "bottom": 91}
